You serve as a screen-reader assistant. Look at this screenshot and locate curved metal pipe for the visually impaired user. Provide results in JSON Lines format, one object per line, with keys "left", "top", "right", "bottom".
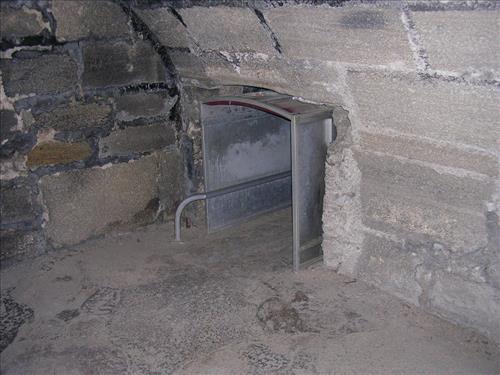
{"left": 175, "top": 194, "right": 207, "bottom": 242}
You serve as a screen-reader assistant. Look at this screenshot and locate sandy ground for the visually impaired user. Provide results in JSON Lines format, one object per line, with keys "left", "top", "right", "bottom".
{"left": 1, "top": 209, "right": 499, "bottom": 374}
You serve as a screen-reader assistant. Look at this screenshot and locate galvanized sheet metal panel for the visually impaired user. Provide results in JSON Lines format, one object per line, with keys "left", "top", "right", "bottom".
{"left": 291, "top": 115, "right": 333, "bottom": 270}
{"left": 201, "top": 92, "right": 333, "bottom": 270}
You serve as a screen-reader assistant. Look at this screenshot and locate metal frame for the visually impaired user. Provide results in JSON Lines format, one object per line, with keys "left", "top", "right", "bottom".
{"left": 175, "top": 93, "right": 333, "bottom": 271}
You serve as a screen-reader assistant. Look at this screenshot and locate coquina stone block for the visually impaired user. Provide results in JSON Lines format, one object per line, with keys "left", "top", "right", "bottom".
{"left": 40, "top": 151, "right": 183, "bottom": 246}
{"left": 0, "top": 54, "right": 78, "bottom": 97}
{"left": 51, "top": 0, "right": 129, "bottom": 41}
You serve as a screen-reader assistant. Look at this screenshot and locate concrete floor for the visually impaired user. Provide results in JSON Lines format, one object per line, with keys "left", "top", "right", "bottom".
{"left": 1, "top": 209, "right": 499, "bottom": 375}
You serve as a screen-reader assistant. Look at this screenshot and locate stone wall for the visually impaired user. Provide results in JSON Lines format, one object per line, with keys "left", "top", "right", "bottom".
{"left": 129, "top": 0, "right": 500, "bottom": 341}
{"left": 0, "top": 0, "right": 185, "bottom": 263}
{"left": 1, "top": 0, "right": 499, "bottom": 343}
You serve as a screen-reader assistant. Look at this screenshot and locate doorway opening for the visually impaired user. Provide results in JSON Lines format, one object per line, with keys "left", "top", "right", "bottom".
{"left": 175, "top": 91, "right": 334, "bottom": 271}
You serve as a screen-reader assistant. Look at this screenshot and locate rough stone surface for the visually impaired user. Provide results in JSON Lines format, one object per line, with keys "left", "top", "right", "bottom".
{"left": 180, "top": 6, "right": 276, "bottom": 54}
{"left": 34, "top": 103, "right": 112, "bottom": 132}
{"left": 413, "top": 10, "right": 500, "bottom": 74}
{"left": 264, "top": 7, "right": 412, "bottom": 66}
{"left": 0, "top": 109, "right": 17, "bottom": 131}
{"left": 115, "top": 92, "right": 177, "bottom": 121}
{"left": 0, "top": 5, "right": 47, "bottom": 40}
{"left": 429, "top": 272, "right": 500, "bottom": 343}
{"left": 0, "top": 107, "right": 35, "bottom": 158}
{"left": 170, "top": 51, "right": 343, "bottom": 104}
{"left": 361, "top": 183, "right": 488, "bottom": 253}
{"left": 51, "top": 0, "right": 129, "bottom": 41}
{"left": 0, "top": 211, "right": 498, "bottom": 374}
{"left": 0, "top": 290, "right": 34, "bottom": 352}
{"left": 0, "top": 54, "right": 78, "bottom": 96}
{"left": 347, "top": 70, "right": 500, "bottom": 152}
{"left": 168, "top": 50, "right": 207, "bottom": 80}
{"left": 1, "top": 0, "right": 499, "bottom": 354}
{"left": 26, "top": 141, "right": 92, "bottom": 168}
{"left": 99, "top": 122, "right": 176, "bottom": 158}
{"left": 134, "top": 7, "right": 191, "bottom": 48}
{"left": 0, "top": 182, "right": 37, "bottom": 226}
{"left": 0, "top": 110, "right": 18, "bottom": 144}
{"left": 0, "top": 229, "right": 45, "bottom": 262}
{"left": 40, "top": 151, "right": 182, "bottom": 246}
{"left": 322, "top": 107, "right": 363, "bottom": 275}
{"left": 356, "top": 150, "right": 494, "bottom": 215}
{"left": 82, "top": 40, "right": 166, "bottom": 89}
{"left": 356, "top": 232, "right": 423, "bottom": 305}
{"left": 357, "top": 150, "right": 494, "bottom": 252}
{"left": 359, "top": 131, "right": 499, "bottom": 177}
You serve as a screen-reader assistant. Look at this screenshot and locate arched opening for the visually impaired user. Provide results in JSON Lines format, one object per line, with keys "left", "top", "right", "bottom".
{"left": 176, "top": 90, "right": 334, "bottom": 271}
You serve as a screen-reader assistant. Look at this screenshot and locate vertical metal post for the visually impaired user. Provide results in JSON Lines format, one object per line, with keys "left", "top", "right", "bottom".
{"left": 291, "top": 117, "right": 301, "bottom": 272}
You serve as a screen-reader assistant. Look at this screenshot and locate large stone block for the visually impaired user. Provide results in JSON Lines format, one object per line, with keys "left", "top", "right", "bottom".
{"left": 170, "top": 50, "right": 343, "bottom": 104}
{"left": 413, "top": 10, "right": 500, "bottom": 74}
{"left": 26, "top": 141, "right": 92, "bottom": 168}
{"left": 115, "top": 92, "right": 177, "bottom": 122}
{"left": 82, "top": 40, "right": 166, "bottom": 89}
{"left": 134, "top": 7, "right": 191, "bottom": 48}
{"left": 361, "top": 184, "right": 488, "bottom": 254}
{"left": 51, "top": 0, "right": 129, "bottom": 42}
{"left": 0, "top": 54, "right": 78, "bottom": 96}
{"left": 359, "top": 131, "right": 499, "bottom": 178}
{"left": 429, "top": 271, "right": 500, "bottom": 342}
{"left": 357, "top": 151, "right": 494, "bottom": 252}
{"left": 40, "top": 151, "right": 183, "bottom": 246}
{"left": 34, "top": 102, "right": 112, "bottom": 132}
{"left": 0, "top": 181, "right": 37, "bottom": 226}
{"left": 0, "top": 5, "right": 47, "bottom": 40}
{"left": 169, "top": 50, "right": 208, "bottom": 81}
{"left": 348, "top": 71, "right": 500, "bottom": 152}
{"left": 264, "top": 7, "right": 412, "bottom": 66}
{"left": 99, "top": 123, "right": 176, "bottom": 158}
{"left": 180, "top": 6, "right": 275, "bottom": 55}
{"left": 357, "top": 151, "right": 494, "bottom": 214}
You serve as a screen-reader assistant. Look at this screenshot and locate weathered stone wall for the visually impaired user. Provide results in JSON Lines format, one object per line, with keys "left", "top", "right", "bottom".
{"left": 1, "top": 0, "right": 499, "bottom": 343}
{"left": 0, "top": 0, "right": 185, "bottom": 263}
{"left": 129, "top": 0, "right": 500, "bottom": 341}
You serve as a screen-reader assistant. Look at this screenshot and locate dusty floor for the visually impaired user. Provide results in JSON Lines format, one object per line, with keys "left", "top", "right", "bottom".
{"left": 1, "top": 209, "right": 499, "bottom": 374}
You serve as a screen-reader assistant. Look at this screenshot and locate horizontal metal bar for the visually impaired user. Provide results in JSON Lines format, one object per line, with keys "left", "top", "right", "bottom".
{"left": 174, "top": 171, "right": 291, "bottom": 242}
{"left": 205, "top": 171, "right": 292, "bottom": 199}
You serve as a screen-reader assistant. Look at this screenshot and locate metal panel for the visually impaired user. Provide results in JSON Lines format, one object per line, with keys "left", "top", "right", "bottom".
{"left": 201, "top": 103, "right": 292, "bottom": 232}
{"left": 198, "top": 93, "right": 333, "bottom": 271}
{"left": 292, "top": 114, "right": 333, "bottom": 270}
{"left": 206, "top": 175, "right": 292, "bottom": 231}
